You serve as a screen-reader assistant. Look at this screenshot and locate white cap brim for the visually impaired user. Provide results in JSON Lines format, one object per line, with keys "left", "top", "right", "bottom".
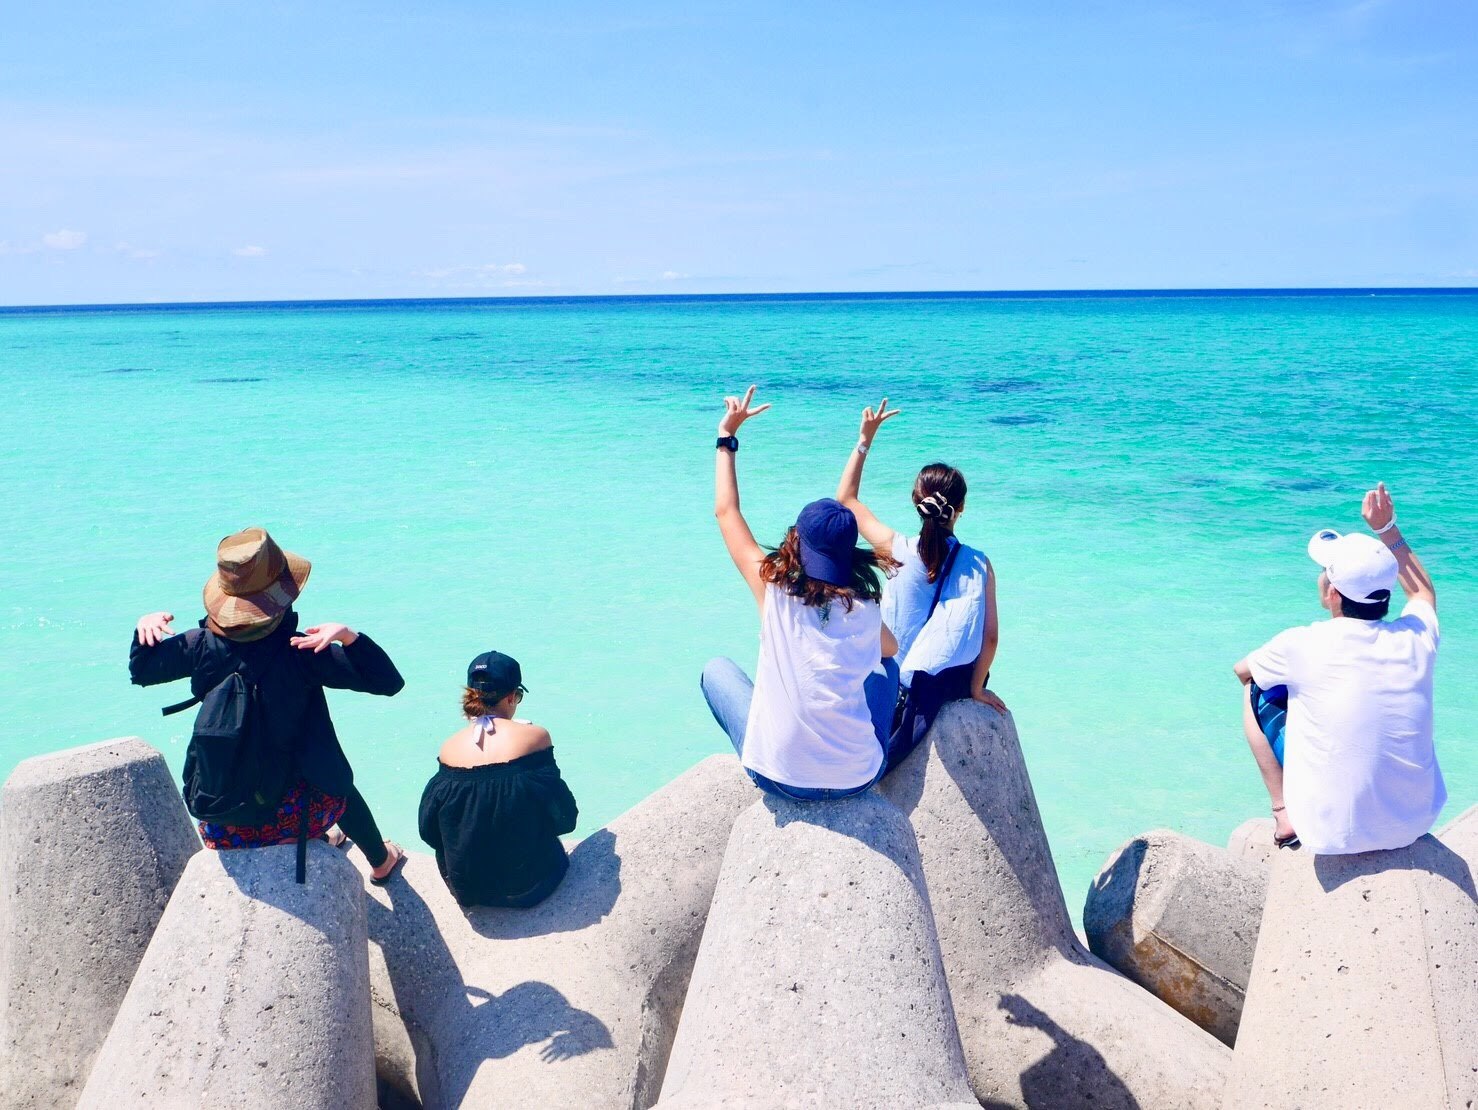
{"left": 1307, "top": 528, "right": 1343, "bottom": 568}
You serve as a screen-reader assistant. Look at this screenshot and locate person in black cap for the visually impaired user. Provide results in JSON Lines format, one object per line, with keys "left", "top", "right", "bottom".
{"left": 702, "top": 385, "right": 904, "bottom": 800}
{"left": 418, "top": 651, "right": 579, "bottom": 908}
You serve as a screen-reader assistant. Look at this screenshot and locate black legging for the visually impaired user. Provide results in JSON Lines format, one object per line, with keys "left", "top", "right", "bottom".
{"left": 337, "top": 785, "right": 390, "bottom": 868}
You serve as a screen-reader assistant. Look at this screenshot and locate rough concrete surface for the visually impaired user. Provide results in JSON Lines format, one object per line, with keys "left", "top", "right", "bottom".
{"left": 1225, "top": 834, "right": 1478, "bottom": 1109}
{"left": 1438, "top": 802, "right": 1478, "bottom": 861}
{"left": 362, "top": 753, "right": 753, "bottom": 1110}
{"left": 1226, "top": 818, "right": 1277, "bottom": 870}
{"left": 656, "top": 792, "right": 975, "bottom": 1109}
{"left": 0, "top": 738, "right": 200, "bottom": 1109}
{"left": 76, "top": 841, "right": 374, "bottom": 1110}
{"left": 1084, "top": 829, "right": 1268, "bottom": 1046}
{"left": 880, "top": 702, "right": 1229, "bottom": 1109}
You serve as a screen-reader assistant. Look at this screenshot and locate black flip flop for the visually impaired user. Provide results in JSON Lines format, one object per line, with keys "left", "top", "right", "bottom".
{"left": 370, "top": 844, "right": 407, "bottom": 887}
{"left": 1274, "top": 832, "right": 1301, "bottom": 850}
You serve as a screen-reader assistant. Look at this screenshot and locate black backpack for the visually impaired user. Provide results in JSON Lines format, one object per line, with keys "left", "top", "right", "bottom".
{"left": 163, "top": 636, "right": 309, "bottom": 880}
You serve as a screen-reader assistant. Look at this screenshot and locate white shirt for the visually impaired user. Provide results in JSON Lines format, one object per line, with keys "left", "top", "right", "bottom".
{"left": 1247, "top": 598, "right": 1444, "bottom": 855}
{"left": 881, "top": 534, "right": 989, "bottom": 687}
{"left": 742, "top": 584, "right": 885, "bottom": 790}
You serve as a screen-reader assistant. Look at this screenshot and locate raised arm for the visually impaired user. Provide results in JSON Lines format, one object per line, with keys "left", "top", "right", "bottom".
{"left": 1362, "top": 482, "right": 1435, "bottom": 610}
{"left": 292, "top": 624, "right": 406, "bottom": 695}
{"left": 715, "top": 385, "right": 771, "bottom": 607}
{"left": 835, "top": 396, "right": 901, "bottom": 550}
{"left": 128, "top": 612, "right": 196, "bottom": 687}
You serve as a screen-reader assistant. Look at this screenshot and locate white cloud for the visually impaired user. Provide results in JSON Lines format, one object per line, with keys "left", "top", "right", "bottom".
{"left": 42, "top": 229, "right": 87, "bottom": 250}
{"left": 412, "top": 262, "right": 532, "bottom": 286}
{"left": 660, "top": 270, "right": 689, "bottom": 281}
{"left": 232, "top": 245, "right": 268, "bottom": 258}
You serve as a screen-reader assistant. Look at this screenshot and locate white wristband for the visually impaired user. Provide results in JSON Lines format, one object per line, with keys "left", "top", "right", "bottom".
{"left": 1374, "top": 514, "right": 1397, "bottom": 535}
{"left": 855, "top": 441, "right": 870, "bottom": 456}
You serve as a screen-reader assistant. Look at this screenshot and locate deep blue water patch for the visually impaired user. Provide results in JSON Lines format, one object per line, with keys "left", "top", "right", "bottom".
{"left": 198, "top": 377, "right": 266, "bottom": 384}
{"left": 990, "top": 414, "right": 1051, "bottom": 426}
{"left": 975, "top": 378, "right": 1043, "bottom": 394}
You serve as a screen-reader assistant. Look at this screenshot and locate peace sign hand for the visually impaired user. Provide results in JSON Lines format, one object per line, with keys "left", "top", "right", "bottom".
{"left": 858, "top": 396, "right": 901, "bottom": 445}
{"left": 719, "top": 385, "right": 772, "bottom": 436}
{"left": 1362, "top": 481, "right": 1395, "bottom": 532}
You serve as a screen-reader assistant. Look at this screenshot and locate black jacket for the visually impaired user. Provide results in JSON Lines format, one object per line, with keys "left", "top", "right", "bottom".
{"left": 129, "top": 610, "right": 404, "bottom": 798}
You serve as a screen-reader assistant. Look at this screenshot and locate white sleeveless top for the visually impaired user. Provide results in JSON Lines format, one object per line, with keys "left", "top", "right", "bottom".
{"left": 742, "top": 583, "right": 885, "bottom": 790}
{"left": 882, "top": 534, "right": 989, "bottom": 687}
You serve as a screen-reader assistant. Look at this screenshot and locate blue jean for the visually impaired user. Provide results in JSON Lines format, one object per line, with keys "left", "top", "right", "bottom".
{"left": 700, "top": 655, "right": 902, "bottom": 801}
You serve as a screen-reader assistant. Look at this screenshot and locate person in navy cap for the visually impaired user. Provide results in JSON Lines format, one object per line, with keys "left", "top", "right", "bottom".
{"left": 702, "top": 385, "right": 905, "bottom": 800}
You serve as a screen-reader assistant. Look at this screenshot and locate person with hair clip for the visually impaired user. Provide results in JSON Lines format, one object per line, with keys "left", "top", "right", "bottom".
{"left": 836, "top": 397, "right": 1006, "bottom": 764}
{"left": 419, "top": 651, "right": 579, "bottom": 908}
{"left": 701, "top": 385, "right": 906, "bottom": 799}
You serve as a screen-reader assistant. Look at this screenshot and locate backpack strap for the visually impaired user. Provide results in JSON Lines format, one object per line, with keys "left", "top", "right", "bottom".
{"left": 295, "top": 801, "right": 310, "bottom": 885}
{"left": 925, "top": 537, "right": 961, "bottom": 621}
{"left": 162, "top": 633, "right": 293, "bottom": 716}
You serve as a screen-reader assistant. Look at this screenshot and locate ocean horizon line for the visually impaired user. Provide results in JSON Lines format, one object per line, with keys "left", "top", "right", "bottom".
{"left": 3, "top": 285, "right": 1477, "bottom": 316}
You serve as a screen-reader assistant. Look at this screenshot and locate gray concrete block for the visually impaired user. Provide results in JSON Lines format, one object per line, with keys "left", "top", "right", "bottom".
{"left": 0, "top": 738, "right": 200, "bottom": 1109}
{"left": 1226, "top": 818, "right": 1276, "bottom": 869}
{"left": 363, "top": 753, "right": 753, "bottom": 1110}
{"left": 76, "top": 841, "right": 375, "bottom": 1110}
{"left": 1438, "top": 803, "right": 1478, "bottom": 861}
{"left": 1225, "top": 835, "right": 1478, "bottom": 1109}
{"left": 656, "top": 793, "right": 975, "bottom": 1110}
{"left": 1084, "top": 830, "right": 1268, "bottom": 1046}
{"left": 880, "top": 702, "right": 1229, "bottom": 1109}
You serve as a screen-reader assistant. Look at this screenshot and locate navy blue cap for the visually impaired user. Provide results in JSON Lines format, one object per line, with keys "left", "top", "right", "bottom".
{"left": 795, "top": 498, "right": 858, "bottom": 586}
{"left": 467, "top": 651, "right": 527, "bottom": 699}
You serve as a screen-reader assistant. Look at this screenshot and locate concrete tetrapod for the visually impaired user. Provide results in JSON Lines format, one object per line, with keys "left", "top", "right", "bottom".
{"left": 656, "top": 792, "right": 975, "bottom": 1109}
{"left": 77, "top": 841, "right": 375, "bottom": 1110}
{"left": 361, "top": 753, "right": 753, "bottom": 1110}
{"left": 879, "top": 702, "right": 1229, "bottom": 1109}
{"left": 0, "top": 737, "right": 200, "bottom": 1110}
{"left": 1225, "top": 834, "right": 1478, "bottom": 1109}
{"left": 1226, "top": 818, "right": 1276, "bottom": 870}
{"left": 1084, "top": 830, "right": 1269, "bottom": 1046}
{"left": 1438, "top": 802, "right": 1478, "bottom": 861}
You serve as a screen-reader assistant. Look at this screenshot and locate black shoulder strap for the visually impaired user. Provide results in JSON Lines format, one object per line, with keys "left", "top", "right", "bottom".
{"left": 925, "top": 537, "right": 961, "bottom": 621}
{"left": 160, "top": 633, "right": 294, "bottom": 717}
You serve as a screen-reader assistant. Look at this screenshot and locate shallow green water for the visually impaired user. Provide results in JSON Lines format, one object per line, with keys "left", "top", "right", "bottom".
{"left": 2, "top": 292, "right": 1475, "bottom": 918}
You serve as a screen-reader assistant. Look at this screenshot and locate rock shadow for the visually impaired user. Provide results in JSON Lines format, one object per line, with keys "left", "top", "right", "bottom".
{"left": 978, "top": 994, "right": 1142, "bottom": 1110}
{"left": 465, "top": 829, "right": 622, "bottom": 940}
{"left": 1313, "top": 835, "right": 1478, "bottom": 901}
{"left": 368, "top": 872, "right": 614, "bottom": 1108}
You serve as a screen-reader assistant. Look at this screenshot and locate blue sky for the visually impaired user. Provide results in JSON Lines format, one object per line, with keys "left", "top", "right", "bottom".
{"left": 2, "top": 1, "right": 1475, "bottom": 304}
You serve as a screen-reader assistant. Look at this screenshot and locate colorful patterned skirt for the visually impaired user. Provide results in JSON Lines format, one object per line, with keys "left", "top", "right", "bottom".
{"left": 199, "top": 778, "right": 347, "bottom": 850}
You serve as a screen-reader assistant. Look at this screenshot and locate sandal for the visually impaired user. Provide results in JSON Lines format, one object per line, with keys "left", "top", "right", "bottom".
{"left": 1271, "top": 806, "right": 1300, "bottom": 850}
{"left": 370, "top": 842, "right": 407, "bottom": 887}
{"left": 323, "top": 826, "right": 352, "bottom": 851}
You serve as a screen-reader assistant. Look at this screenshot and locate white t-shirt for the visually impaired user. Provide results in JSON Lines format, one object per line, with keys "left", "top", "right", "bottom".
{"left": 1246, "top": 598, "right": 1444, "bottom": 855}
{"left": 742, "top": 584, "right": 885, "bottom": 790}
{"left": 881, "top": 535, "right": 989, "bottom": 687}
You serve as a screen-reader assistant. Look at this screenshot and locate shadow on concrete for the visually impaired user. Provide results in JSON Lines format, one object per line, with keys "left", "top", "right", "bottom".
{"left": 977, "top": 994, "right": 1142, "bottom": 1110}
{"left": 1313, "top": 834, "right": 1478, "bottom": 901}
{"left": 368, "top": 873, "right": 613, "bottom": 1109}
{"left": 464, "top": 829, "right": 622, "bottom": 940}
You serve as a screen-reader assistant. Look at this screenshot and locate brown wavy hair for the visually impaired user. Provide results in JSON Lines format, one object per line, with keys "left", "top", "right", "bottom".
{"left": 462, "top": 686, "right": 519, "bottom": 718}
{"left": 759, "top": 527, "right": 899, "bottom": 611}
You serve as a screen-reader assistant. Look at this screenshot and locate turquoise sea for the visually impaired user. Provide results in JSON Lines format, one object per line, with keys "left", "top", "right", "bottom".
{"left": 2, "top": 290, "right": 1475, "bottom": 919}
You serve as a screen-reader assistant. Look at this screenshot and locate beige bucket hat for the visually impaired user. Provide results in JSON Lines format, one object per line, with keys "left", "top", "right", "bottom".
{"left": 202, "top": 527, "right": 311, "bottom": 634}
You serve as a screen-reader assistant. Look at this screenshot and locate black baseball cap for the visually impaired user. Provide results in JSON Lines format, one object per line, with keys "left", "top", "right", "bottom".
{"left": 466, "top": 651, "right": 528, "bottom": 699}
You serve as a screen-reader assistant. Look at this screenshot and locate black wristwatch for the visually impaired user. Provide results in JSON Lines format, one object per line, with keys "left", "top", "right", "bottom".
{"left": 716, "top": 435, "right": 739, "bottom": 453}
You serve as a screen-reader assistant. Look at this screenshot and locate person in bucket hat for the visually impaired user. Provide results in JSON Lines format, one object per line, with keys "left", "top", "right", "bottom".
{"left": 130, "top": 527, "right": 409, "bottom": 885}
{"left": 1233, "top": 483, "right": 1444, "bottom": 855}
{"left": 699, "top": 386, "right": 907, "bottom": 801}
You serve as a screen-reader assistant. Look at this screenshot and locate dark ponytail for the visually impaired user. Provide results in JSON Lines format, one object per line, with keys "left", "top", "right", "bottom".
{"left": 912, "top": 463, "right": 967, "bottom": 583}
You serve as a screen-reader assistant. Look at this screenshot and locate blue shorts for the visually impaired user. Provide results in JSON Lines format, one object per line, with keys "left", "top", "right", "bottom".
{"left": 1250, "top": 682, "right": 1288, "bottom": 766}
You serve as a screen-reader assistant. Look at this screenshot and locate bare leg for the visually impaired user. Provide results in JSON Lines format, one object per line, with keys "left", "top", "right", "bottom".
{"left": 1243, "top": 692, "right": 1296, "bottom": 841}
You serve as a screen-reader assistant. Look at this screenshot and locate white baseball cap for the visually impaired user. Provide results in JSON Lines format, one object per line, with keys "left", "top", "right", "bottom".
{"left": 1307, "top": 529, "right": 1398, "bottom": 603}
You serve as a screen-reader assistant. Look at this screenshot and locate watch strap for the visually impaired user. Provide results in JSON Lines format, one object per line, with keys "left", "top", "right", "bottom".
{"left": 716, "top": 435, "right": 739, "bottom": 452}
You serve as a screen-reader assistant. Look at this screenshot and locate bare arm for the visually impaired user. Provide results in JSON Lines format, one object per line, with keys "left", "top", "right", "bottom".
{"left": 835, "top": 396, "right": 901, "bottom": 550}
{"left": 715, "top": 385, "right": 771, "bottom": 607}
{"left": 881, "top": 623, "right": 898, "bottom": 659}
{"left": 1233, "top": 658, "right": 1253, "bottom": 684}
{"left": 971, "top": 562, "right": 1008, "bottom": 712}
{"left": 1362, "top": 482, "right": 1435, "bottom": 610}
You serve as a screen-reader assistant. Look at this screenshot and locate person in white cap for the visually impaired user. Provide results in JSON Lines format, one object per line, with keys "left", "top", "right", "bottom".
{"left": 1232, "top": 483, "right": 1442, "bottom": 854}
